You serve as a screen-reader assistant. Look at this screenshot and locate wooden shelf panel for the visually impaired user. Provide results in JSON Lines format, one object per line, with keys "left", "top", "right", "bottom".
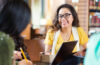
{"left": 90, "top": 9, "right": 100, "bottom": 12}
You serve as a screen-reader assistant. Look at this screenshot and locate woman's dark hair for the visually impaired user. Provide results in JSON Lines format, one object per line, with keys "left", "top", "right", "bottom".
{"left": 0, "top": 0, "right": 11, "bottom": 12}
{"left": 52, "top": 4, "right": 80, "bottom": 30}
{"left": 0, "top": 0, "right": 31, "bottom": 51}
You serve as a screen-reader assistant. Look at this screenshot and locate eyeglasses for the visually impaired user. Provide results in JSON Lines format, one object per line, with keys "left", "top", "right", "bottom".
{"left": 58, "top": 13, "right": 72, "bottom": 19}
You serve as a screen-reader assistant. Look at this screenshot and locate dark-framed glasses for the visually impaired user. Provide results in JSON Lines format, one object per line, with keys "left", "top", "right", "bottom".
{"left": 58, "top": 13, "right": 72, "bottom": 19}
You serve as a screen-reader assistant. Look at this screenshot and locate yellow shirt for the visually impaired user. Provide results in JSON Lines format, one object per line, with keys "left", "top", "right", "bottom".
{"left": 44, "top": 27, "right": 89, "bottom": 54}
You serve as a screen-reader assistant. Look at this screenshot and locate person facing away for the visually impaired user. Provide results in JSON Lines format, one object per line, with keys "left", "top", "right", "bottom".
{"left": 84, "top": 33, "right": 100, "bottom": 65}
{"left": 0, "top": 0, "right": 33, "bottom": 65}
{"left": 44, "top": 4, "right": 89, "bottom": 56}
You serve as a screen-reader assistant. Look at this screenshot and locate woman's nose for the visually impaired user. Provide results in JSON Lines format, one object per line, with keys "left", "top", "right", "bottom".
{"left": 61, "top": 17, "right": 66, "bottom": 22}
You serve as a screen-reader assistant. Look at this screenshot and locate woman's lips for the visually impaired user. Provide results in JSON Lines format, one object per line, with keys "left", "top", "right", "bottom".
{"left": 62, "top": 21, "right": 68, "bottom": 25}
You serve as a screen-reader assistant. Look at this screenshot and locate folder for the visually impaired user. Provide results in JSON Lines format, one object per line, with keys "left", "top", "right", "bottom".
{"left": 51, "top": 41, "right": 77, "bottom": 65}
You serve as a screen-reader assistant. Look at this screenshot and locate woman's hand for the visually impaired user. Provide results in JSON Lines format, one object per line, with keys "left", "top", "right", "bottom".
{"left": 18, "top": 59, "right": 33, "bottom": 65}
{"left": 74, "top": 44, "right": 87, "bottom": 57}
{"left": 14, "top": 51, "right": 22, "bottom": 60}
{"left": 74, "top": 51, "right": 85, "bottom": 57}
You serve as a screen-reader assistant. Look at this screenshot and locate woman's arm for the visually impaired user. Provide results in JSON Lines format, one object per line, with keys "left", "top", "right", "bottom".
{"left": 44, "top": 29, "right": 54, "bottom": 55}
{"left": 74, "top": 43, "right": 87, "bottom": 56}
{"left": 81, "top": 42, "right": 87, "bottom": 56}
{"left": 75, "top": 27, "right": 89, "bottom": 56}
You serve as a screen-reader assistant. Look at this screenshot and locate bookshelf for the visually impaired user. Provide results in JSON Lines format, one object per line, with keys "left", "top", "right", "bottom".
{"left": 89, "top": 0, "right": 100, "bottom": 35}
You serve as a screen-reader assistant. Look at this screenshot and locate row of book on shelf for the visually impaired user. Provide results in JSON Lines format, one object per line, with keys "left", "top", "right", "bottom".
{"left": 90, "top": 0, "right": 100, "bottom": 9}
{"left": 89, "top": 12, "right": 100, "bottom": 27}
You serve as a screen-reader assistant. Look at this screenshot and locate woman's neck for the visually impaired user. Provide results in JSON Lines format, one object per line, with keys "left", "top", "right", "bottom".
{"left": 61, "top": 26, "right": 72, "bottom": 33}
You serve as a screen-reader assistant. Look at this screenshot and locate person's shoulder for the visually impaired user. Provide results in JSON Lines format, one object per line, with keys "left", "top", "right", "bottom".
{"left": 77, "top": 27, "right": 86, "bottom": 33}
{"left": 88, "top": 33, "right": 100, "bottom": 49}
{"left": 90, "top": 32, "right": 100, "bottom": 39}
{"left": 0, "top": 31, "right": 11, "bottom": 39}
{"left": 0, "top": 31, "right": 14, "bottom": 45}
{"left": 72, "top": 27, "right": 83, "bottom": 30}
{"left": 92, "top": 32, "right": 100, "bottom": 36}
{"left": 88, "top": 33, "right": 100, "bottom": 46}
{"left": 0, "top": 32, "right": 9, "bottom": 39}
{"left": 47, "top": 28, "right": 55, "bottom": 34}
{"left": 77, "top": 27, "right": 84, "bottom": 30}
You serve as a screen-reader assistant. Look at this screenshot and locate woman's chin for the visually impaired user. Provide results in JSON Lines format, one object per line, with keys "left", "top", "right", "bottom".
{"left": 61, "top": 24, "right": 69, "bottom": 28}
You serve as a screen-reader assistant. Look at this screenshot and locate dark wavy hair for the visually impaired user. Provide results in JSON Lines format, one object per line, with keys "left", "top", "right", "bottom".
{"left": 52, "top": 4, "right": 80, "bottom": 30}
{"left": 0, "top": 0, "right": 9, "bottom": 12}
{"left": 0, "top": 0, "right": 31, "bottom": 51}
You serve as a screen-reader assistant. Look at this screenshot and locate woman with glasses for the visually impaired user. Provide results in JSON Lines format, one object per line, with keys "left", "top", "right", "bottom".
{"left": 44, "top": 4, "right": 89, "bottom": 65}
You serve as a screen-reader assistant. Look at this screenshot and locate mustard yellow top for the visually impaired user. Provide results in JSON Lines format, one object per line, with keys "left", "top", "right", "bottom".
{"left": 44, "top": 27, "right": 89, "bottom": 54}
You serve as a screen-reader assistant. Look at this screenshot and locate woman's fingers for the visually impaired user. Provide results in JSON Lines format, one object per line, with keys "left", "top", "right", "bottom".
{"left": 14, "top": 51, "right": 22, "bottom": 59}
{"left": 18, "top": 59, "right": 33, "bottom": 65}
